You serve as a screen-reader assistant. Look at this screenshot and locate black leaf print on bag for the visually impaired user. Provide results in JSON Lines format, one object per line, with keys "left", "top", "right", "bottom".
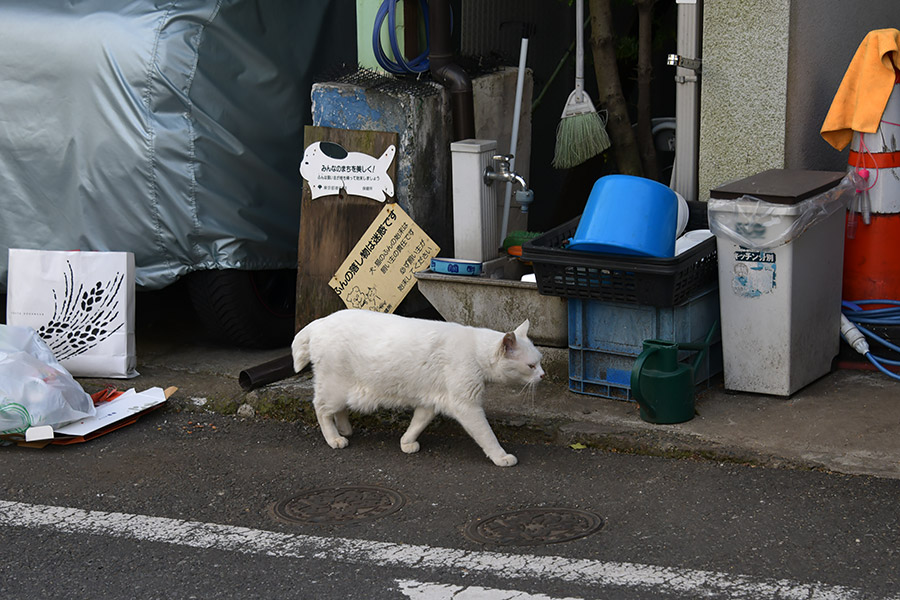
{"left": 36, "top": 260, "right": 125, "bottom": 361}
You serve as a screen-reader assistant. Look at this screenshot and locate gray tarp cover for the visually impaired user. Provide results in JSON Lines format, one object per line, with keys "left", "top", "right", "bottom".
{"left": 0, "top": 0, "right": 352, "bottom": 290}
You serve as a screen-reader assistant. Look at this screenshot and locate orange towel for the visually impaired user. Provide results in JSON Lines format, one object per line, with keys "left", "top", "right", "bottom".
{"left": 821, "top": 28, "right": 900, "bottom": 151}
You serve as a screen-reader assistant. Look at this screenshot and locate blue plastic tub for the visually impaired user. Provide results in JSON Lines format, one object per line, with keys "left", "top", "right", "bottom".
{"left": 568, "top": 175, "right": 678, "bottom": 258}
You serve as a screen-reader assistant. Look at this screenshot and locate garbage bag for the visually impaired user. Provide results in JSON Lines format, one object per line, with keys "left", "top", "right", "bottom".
{"left": 708, "top": 175, "right": 856, "bottom": 250}
{"left": 0, "top": 325, "right": 96, "bottom": 435}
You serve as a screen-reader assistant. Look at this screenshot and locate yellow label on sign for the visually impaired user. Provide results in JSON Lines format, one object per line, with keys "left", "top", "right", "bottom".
{"left": 330, "top": 204, "right": 440, "bottom": 313}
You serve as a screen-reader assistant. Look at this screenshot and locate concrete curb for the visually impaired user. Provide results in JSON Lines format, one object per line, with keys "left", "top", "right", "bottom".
{"left": 74, "top": 323, "right": 900, "bottom": 481}
{"left": 77, "top": 356, "right": 829, "bottom": 478}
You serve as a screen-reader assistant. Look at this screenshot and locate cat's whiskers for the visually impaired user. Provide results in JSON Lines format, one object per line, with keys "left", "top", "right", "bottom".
{"left": 518, "top": 380, "right": 538, "bottom": 410}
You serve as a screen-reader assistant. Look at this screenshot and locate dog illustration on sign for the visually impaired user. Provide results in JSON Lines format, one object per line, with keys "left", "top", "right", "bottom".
{"left": 345, "top": 286, "right": 389, "bottom": 312}
{"left": 300, "top": 141, "right": 396, "bottom": 202}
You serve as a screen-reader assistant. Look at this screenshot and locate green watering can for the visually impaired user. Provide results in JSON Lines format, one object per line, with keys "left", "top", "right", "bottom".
{"left": 630, "top": 321, "right": 719, "bottom": 424}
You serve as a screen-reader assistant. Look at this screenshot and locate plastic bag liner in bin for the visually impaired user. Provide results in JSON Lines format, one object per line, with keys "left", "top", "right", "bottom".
{"left": 708, "top": 174, "right": 857, "bottom": 250}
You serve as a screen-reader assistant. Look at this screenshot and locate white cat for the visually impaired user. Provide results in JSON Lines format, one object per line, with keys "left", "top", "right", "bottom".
{"left": 291, "top": 309, "right": 544, "bottom": 467}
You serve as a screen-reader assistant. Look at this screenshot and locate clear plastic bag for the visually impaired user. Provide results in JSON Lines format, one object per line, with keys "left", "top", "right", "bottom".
{"left": 708, "top": 174, "right": 857, "bottom": 250}
{"left": 0, "top": 325, "right": 96, "bottom": 435}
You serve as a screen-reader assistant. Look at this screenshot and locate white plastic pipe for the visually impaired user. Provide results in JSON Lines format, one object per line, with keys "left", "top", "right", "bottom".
{"left": 501, "top": 36, "right": 529, "bottom": 245}
{"left": 840, "top": 314, "right": 870, "bottom": 356}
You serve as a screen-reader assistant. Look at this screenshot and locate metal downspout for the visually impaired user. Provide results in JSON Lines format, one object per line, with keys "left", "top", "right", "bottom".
{"left": 670, "top": 0, "right": 703, "bottom": 202}
{"left": 429, "top": 0, "right": 475, "bottom": 141}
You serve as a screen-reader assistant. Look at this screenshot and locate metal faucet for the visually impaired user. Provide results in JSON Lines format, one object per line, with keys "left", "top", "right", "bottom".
{"left": 483, "top": 154, "right": 528, "bottom": 191}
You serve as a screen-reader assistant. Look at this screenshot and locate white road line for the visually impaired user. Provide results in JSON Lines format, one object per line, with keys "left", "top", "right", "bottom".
{"left": 396, "top": 578, "right": 584, "bottom": 600}
{"left": 0, "top": 500, "right": 887, "bottom": 600}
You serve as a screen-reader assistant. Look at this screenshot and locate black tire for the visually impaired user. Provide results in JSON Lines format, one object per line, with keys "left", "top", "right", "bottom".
{"left": 186, "top": 269, "right": 296, "bottom": 349}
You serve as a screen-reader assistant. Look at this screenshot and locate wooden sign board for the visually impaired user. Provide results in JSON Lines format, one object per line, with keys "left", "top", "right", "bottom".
{"left": 295, "top": 126, "right": 399, "bottom": 330}
{"left": 330, "top": 204, "right": 439, "bottom": 313}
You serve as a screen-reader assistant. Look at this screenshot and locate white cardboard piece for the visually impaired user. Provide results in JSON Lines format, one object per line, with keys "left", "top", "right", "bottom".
{"left": 54, "top": 387, "right": 168, "bottom": 437}
{"left": 24, "top": 426, "right": 55, "bottom": 442}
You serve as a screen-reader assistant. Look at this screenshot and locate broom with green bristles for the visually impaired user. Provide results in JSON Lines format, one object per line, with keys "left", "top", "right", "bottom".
{"left": 552, "top": 0, "right": 611, "bottom": 169}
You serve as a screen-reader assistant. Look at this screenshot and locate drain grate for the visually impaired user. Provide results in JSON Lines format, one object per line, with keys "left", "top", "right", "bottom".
{"left": 271, "top": 485, "right": 406, "bottom": 525}
{"left": 465, "top": 508, "right": 604, "bottom": 546}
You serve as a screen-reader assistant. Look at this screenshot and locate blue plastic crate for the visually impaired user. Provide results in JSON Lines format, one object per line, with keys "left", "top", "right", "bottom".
{"left": 568, "top": 285, "right": 723, "bottom": 401}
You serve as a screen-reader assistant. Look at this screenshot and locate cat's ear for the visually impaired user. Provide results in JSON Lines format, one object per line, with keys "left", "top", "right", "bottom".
{"left": 502, "top": 331, "right": 517, "bottom": 355}
{"left": 514, "top": 320, "right": 531, "bottom": 339}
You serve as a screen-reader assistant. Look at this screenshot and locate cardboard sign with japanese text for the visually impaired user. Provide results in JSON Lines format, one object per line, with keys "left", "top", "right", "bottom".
{"left": 330, "top": 204, "right": 439, "bottom": 313}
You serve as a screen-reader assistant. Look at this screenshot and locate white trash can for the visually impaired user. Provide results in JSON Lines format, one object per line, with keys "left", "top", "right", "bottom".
{"left": 708, "top": 170, "right": 852, "bottom": 396}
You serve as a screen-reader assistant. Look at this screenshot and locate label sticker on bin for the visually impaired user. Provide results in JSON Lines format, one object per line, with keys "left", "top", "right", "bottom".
{"left": 732, "top": 250, "right": 776, "bottom": 298}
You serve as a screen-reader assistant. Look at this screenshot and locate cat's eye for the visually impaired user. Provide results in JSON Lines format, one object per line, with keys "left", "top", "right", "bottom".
{"left": 528, "top": 363, "right": 536, "bottom": 369}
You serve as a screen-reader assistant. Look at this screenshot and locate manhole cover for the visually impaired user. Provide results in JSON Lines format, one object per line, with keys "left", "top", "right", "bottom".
{"left": 271, "top": 486, "right": 406, "bottom": 525}
{"left": 465, "top": 508, "right": 604, "bottom": 546}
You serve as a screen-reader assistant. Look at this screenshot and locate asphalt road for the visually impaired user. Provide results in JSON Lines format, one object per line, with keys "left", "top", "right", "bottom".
{"left": 1, "top": 407, "right": 898, "bottom": 599}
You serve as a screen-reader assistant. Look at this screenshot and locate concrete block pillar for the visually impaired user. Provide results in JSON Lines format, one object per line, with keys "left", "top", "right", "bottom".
{"left": 311, "top": 68, "right": 532, "bottom": 258}
{"left": 311, "top": 79, "right": 454, "bottom": 254}
{"left": 698, "top": 0, "right": 791, "bottom": 202}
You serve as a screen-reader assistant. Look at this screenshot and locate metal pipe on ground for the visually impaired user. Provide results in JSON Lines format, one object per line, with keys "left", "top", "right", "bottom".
{"left": 238, "top": 355, "right": 297, "bottom": 391}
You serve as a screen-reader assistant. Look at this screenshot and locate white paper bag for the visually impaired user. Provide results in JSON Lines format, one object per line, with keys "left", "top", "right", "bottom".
{"left": 6, "top": 249, "right": 138, "bottom": 378}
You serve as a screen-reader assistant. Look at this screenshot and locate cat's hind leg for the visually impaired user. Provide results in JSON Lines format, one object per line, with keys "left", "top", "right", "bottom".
{"left": 447, "top": 405, "right": 517, "bottom": 467}
{"left": 335, "top": 409, "right": 353, "bottom": 437}
{"left": 312, "top": 384, "right": 349, "bottom": 449}
{"left": 400, "top": 406, "right": 435, "bottom": 454}
{"left": 314, "top": 407, "right": 348, "bottom": 449}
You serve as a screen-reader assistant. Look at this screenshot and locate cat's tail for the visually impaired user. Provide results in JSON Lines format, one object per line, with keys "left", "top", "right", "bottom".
{"left": 291, "top": 327, "right": 311, "bottom": 373}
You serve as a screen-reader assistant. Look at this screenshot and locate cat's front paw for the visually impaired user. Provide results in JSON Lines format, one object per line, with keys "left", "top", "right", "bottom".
{"left": 326, "top": 435, "right": 349, "bottom": 449}
{"left": 492, "top": 453, "right": 518, "bottom": 467}
{"left": 400, "top": 441, "right": 420, "bottom": 454}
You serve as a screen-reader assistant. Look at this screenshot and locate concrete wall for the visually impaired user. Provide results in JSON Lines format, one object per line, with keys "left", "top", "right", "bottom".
{"left": 785, "top": 0, "right": 900, "bottom": 172}
{"left": 698, "top": 0, "right": 900, "bottom": 200}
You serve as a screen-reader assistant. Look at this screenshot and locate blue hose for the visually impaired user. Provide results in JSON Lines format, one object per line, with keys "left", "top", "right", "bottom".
{"left": 372, "top": 0, "right": 431, "bottom": 75}
{"left": 841, "top": 299, "right": 900, "bottom": 381}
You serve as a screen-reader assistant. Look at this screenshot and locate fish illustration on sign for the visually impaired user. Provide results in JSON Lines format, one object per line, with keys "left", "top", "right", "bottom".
{"left": 299, "top": 141, "right": 396, "bottom": 202}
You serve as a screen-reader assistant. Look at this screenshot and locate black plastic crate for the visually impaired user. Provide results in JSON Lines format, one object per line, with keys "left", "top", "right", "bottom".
{"left": 522, "top": 207, "right": 718, "bottom": 307}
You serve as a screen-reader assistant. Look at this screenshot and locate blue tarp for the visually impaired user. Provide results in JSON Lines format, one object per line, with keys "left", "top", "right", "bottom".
{"left": 0, "top": 0, "right": 354, "bottom": 290}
